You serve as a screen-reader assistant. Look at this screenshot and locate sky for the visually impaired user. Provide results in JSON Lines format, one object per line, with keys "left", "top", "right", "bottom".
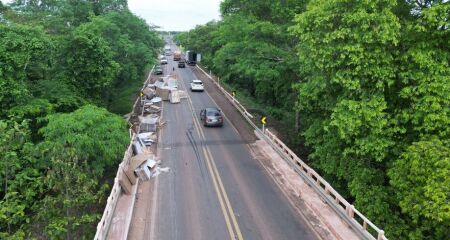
{"left": 128, "top": 0, "right": 222, "bottom": 31}
{"left": 1, "top": 0, "right": 223, "bottom": 31}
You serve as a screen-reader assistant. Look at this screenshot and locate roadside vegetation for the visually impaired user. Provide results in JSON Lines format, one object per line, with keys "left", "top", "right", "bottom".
{"left": 175, "top": 0, "right": 450, "bottom": 239}
{"left": 0, "top": 0, "right": 163, "bottom": 239}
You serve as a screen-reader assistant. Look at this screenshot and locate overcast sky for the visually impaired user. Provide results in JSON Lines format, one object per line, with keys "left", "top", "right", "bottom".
{"left": 2, "top": 0, "right": 222, "bottom": 31}
{"left": 129, "top": 0, "right": 222, "bottom": 31}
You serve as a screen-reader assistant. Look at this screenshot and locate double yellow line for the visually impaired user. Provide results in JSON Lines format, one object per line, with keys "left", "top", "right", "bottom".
{"left": 185, "top": 93, "right": 244, "bottom": 240}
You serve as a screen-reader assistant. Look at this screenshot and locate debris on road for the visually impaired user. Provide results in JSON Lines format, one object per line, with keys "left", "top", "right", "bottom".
{"left": 169, "top": 89, "right": 181, "bottom": 103}
{"left": 151, "top": 97, "right": 162, "bottom": 103}
{"left": 159, "top": 121, "right": 167, "bottom": 128}
{"left": 146, "top": 159, "right": 157, "bottom": 169}
{"left": 138, "top": 132, "right": 156, "bottom": 146}
{"left": 135, "top": 165, "right": 151, "bottom": 181}
{"left": 120, "top": 70, "right": 176, "bottom": 192}
{"left": 152, "top": 166, "right": 170, "bottom": 178}
{"left": 119, "top": 169, "right": 133, "bottom": 194}
{"left": 139, "top": 115, "right": 159, "bottom": 132}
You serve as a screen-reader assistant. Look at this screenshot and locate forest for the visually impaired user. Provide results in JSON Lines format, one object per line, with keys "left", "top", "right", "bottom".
{"left": 0, "top": 0, "right": 163, "bottom": 239}
{"left": 176, "top": 0, "right": 449, "bottom": 239}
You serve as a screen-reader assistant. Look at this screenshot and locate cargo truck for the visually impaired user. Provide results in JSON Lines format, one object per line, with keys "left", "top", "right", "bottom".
{"left": 173, "top": 51, "right": 181, "bottom": 61}
{"left": 186, "top": 51, "right": 200, "bottom": 66}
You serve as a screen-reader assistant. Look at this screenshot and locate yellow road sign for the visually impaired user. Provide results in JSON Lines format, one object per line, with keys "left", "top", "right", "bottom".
{"left": 261, "top": 116, "right": 267, "bottom": 125}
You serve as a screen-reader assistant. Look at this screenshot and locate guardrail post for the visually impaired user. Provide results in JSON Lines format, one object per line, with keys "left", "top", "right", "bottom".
{"left": 377, "top": 230, "right": 385, "bottom": 240}
{"left": 324, "top": 185, "right": 330, "bottom": 194}
{"left": 347, "top": 204, "right": 355, "bottom": 218}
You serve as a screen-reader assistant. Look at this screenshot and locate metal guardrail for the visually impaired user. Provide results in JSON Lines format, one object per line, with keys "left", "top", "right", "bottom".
{"left": 196, "top": 65, "right": 387, "bottom": 240}
{"left": 94, "top": 65, "right": 155, "bottom": 240}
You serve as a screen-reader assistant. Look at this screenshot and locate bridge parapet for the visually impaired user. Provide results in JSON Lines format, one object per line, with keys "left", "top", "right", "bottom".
{"left": 94, "top": 66, "right": 155, "bottom": 240}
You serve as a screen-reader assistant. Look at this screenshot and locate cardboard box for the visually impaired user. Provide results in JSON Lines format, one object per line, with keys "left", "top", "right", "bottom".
{"left": 123, "top": 164, "right": 137, "bottom": 185}
{"left": 118, "top": 169, "right": 133, "bottom": 194}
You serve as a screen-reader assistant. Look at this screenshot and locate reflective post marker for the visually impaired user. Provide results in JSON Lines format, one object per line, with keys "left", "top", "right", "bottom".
{"left": 261, "top": 116, "right": 267, "bottom": 133}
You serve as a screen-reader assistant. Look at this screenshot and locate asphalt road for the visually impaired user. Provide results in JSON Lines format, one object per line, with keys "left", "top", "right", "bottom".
{"left": 148, "top": 48, "right": 318, "bottom": 240}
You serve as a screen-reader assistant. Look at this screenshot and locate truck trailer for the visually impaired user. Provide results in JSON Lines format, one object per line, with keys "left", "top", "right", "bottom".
{"left": 186, "top": 51, "right": 198, "bottom": 66}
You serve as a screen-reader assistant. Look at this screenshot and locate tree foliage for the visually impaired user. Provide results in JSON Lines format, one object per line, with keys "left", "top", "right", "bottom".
{"left": 0, "top": 1, "right": 160, "bottom": 238}
{"left": 291, "top": 0, "right": 449, "bottom": 238}
{"left": 0, "top": 24, "right": 52, "bottom": 116}
{"left": 177, "top": 0, "right": 450, "bottom": 238}
{"left": 63, "top": 29, "right": 119, "bottom": 102}
{"left": 31, "top": 105, "right": 128, "bottom": 238}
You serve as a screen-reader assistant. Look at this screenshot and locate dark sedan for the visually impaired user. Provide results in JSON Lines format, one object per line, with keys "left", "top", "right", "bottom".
{"left": 155, "top": 67, "right": 163, "bottom": 75}
{"left": 200, "top": 107, "right": 223, "bottom": 127}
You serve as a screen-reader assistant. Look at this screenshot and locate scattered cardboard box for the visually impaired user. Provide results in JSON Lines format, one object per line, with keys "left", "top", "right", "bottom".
{"left": 123, "top": 164, "right": 137, "bottom": 185}
{"left": 119, "top": 169, "right": 133, "bottom": 194}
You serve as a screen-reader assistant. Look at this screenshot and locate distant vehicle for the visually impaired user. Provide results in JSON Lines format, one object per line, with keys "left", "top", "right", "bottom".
{"left": 190, "top": 79, "right": 204, "bottom": 92}
{"left": 155, "top": 66, "right": 163, "bottom": 75}
{"left": 173, "top": 51, "right": 181, "bottom": 61}
{"left": 160, "top": 58, "right": 168, "bottom": 65}
{"left": 178, "top": 60, "right": 185, "bottom": 68}
{"left": 163, "top": 45, "right": 171, "bottom": 56}
{"left": 200, "top": 107, "right": 223, "bottom": 127}
{"left": 186, "top": 51, "right": 199, "bottom": 65}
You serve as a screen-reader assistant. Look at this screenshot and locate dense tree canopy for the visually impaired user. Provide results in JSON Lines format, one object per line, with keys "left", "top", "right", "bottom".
{"left": 0, "top": 0, "right": 162, "bottom": 238}
{"left": 176, "top": 0, "right": 449, "bottom": 239}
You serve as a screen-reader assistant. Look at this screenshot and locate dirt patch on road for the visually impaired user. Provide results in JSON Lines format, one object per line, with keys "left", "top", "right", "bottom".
{"left": 190, "top": 66, "right": 257, "bottom": 144}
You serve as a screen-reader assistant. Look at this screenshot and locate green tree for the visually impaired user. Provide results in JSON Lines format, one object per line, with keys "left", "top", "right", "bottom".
{"left": 291, "top": 0, "right": 407, "bottom": 237}
{"left": 28, "top": 105, "right": 129, "bottom": 238}
{"left": 0, "top": 120, "right": 43, "bottom": 239}
{"left": 291, "top": 0, "right": 449, "bottom": 238}
{"left": 74, "top": 11, "right": 163, "bottom": 112}
{"left": 62, "top": 30, "right": 119, "bottom": 102}
{"left": 389, "top": 138, "right": 450, "bottom": 239}
{"left": 39, "top": 105, "right": 129, "bottom": 175}
{"left": 1, "top": 1, "right": 161, "bottom": 239}
{"left": 0, "top": 24, "right": 52, "bottom": 116}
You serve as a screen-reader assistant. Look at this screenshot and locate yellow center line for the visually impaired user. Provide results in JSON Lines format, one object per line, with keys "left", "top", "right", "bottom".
{"left": 190, "top": 104, "right": 236, "bottom": 239}
{"left": 191, "top": 99, "right": 245, "bottom": 240}
{"left": 205, "top": 146, "right": 244, "bottom": 240}
{"left": 175, "top": 61, "right": 244, "bottom": 239}
{"left": 185, "top": 86, "right": 244, "bottom": 240}
{"left": 179, "top": 77, "right": 239, "bottom": 240}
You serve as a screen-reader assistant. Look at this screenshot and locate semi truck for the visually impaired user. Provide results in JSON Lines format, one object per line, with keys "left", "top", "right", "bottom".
{"left": 185, "top": 51, "right": 201, "bottom": 66}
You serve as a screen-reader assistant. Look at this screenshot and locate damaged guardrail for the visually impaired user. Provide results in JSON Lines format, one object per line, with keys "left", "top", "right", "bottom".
{"left": 94, "top": 65, "right": 155, "bottom": 240}
{"left": 197, "top": 65, "right": 387, "bottom": 240}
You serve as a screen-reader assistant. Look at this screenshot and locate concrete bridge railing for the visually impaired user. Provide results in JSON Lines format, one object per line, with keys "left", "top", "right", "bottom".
{"left": 94, "top": 65, "right": 155, "bottom": 240}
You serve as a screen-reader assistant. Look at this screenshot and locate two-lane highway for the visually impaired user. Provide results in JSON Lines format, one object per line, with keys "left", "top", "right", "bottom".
{"left": 146, "top": 48, "right": 319, "bottom": 240}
